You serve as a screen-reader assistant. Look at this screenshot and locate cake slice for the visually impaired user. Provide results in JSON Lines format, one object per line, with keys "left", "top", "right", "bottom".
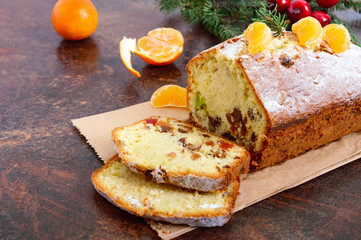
{"left": 91, "top": 155, "right": 240, "bottom": 227}
{"left": 112, "top": 116, "right": 250, "bottom": 192}
{"left": 187, "top": 32, "right": 361, "bottom": 171}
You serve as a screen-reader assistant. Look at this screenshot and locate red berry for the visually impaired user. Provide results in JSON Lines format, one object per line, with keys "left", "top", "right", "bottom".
{"left": 310, "top": 11, "right": 331, "bottom": 27}
{"left": 287, "top": 0, "right": 311, "bottom": 22}
{"left": 268, "top": 0, "right": 291, "bottom": 13}
{"left": 316, "top": 0, "right": 339, "bottom": 8}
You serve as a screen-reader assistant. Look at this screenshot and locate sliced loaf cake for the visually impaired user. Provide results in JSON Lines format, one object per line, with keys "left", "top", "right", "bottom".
{"left": 91, "top": 155, "right": 240, "bottom": 227}
{"left": 112, "top": 116, "right": 250, "bottom": 192}
{"left": 187, "top": 32, "right": 361, "bottom": 170}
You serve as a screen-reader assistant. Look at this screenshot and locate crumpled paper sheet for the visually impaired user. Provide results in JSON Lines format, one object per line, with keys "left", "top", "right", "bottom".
{"left": 72, "top": 101, "right": 361, "bottom": 240}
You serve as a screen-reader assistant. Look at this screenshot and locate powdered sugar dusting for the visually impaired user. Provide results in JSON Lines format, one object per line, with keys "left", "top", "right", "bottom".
{"left": 127, "top": 196, "right": 141, "bottom": 207}
{"left": 199, "top": 203, "right": 221, "bottom": 209}
{"left": 219, "top": 38, "right": 247, "bottom": 60}
{"left": 277, "top": 91, "right": 288, "bottom": 105}
{"left": 240, "top": 43, "right": 361, "bottom": 128}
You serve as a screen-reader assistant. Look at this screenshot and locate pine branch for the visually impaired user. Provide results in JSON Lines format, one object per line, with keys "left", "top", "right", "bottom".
{"left": 308, "top": 0, "right": 361, "bottom": 12}
{"left": 156, "top": 0, "right": 361, "bottom": 44}
{"left": 330, "top": 0, "right": 361, "bottom": 13}
{"left": 156, "top": 0, "right": 264, "bottom": 40}
{"left": 201, "top": 1, "right": 221, "bottom": 33}
{"left": 157, "top": 0, "right": 182, "bottom": 13}
{"left": 253, "top": 3, "right": 289, "bottom": 37}
{"left": 180, "top": 0, "right": 203, "bottom": 24}
{"left": 217, "top": 23, "right": 243, "bottom": 40}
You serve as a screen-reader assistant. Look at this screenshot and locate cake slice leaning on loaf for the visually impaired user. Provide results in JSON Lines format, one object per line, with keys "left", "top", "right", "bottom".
{"left": 112, "top": 116, "right": 250, "bottom": 192}
{"left": 91, "top": 155, "right": 240, "bottom": 227}
{"left": 187, "top": 32, "right": 361, "bottom": 171}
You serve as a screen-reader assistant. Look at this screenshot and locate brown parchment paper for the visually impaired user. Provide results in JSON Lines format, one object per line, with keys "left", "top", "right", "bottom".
{"left": 72, "top": 102, "right": 189, "bottom": 163}
{"left": 72, "top": 101, "right": 361, "bottom": 240}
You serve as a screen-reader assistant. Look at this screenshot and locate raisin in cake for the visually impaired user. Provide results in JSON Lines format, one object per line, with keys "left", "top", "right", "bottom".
{"left": 112, "top": 116, "right": 250, "bottom": 192}
{"left": 91, "top": 155, "right": 240, "bottom": 227}
{"left": 187, "top": 32, "right": 361, "bottom": 170}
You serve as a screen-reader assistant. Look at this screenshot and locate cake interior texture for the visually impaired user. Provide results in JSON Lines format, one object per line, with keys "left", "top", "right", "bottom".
{"left": 187, "top": 33, "right": 361, "bottom": 170}
{"left": 91, "top": 156, "right": 239, "bottom": 226}
{"left": 187, "top": 43, "right": 267, "bottom": 153}
{"left": 113, "top": 117, "right": 248, "bottom": 178}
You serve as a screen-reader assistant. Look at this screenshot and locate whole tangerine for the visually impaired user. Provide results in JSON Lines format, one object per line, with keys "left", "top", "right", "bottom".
{"left": 52, "top": 0, "right": 98, "bottom": 41}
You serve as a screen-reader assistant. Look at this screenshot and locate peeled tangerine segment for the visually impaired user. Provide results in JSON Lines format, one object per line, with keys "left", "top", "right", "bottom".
{"left": 244, "top": 22, "right": 273, "bottom": 54}
{"left": 247, "top": 33, "right": 273, "bottom": 54}
{"left": 292, "top": 17, "right": 323, "bottom": 48}
{"left": 119, "top": 37, "right": 141, "bottom": 78}
{"left": 323, "top": 24, "right": 351, "bottom": 53}
{"left": 150, "top": 84, "right": 187, "bottom": 108}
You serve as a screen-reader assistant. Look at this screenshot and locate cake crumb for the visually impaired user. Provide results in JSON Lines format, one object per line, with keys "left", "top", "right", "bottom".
{"left": 277, "top": 91, "right": 288, "bottom": 105}
{"left": 313, "top": 74, "right": 321, "bottom": 84}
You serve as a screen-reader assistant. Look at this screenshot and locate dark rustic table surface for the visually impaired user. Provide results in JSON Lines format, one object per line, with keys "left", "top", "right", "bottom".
{"left": 1, "top": 0, "right": 361, "bottom": 239}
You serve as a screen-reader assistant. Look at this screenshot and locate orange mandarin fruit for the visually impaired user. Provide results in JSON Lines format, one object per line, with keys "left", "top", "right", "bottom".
{"left": 52, "top": 0, "right": 98, "bottom": 41}
{"left": 150, "top": 85, "right": 187, "bottom": 108}
{"left": 119, "top": 28, "right": 184, "bottom": 77}
{"left": 244, "top": 22, "right": 273, "bottom": 54}
{"left": 323, "top": 24, "right": 351, "bottom": 53}
{"left": 292, "top": 17, "right": 323, "bottom": 48}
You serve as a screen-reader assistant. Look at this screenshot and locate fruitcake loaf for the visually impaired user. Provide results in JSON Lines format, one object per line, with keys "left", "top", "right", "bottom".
{"left": 91, "top": 155, "right": 240, "bottom": 227}
{"left": 112, "top": 116, "right": 250, "bottom": 192}
{"left": 187, "top": 32, "right": 361, "bottom": 171}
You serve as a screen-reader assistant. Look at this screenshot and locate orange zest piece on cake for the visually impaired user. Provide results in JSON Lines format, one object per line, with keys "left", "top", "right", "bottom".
{"left": 150, "top": 84, "right": 187, "bottom": 108}
{"left": 323, "top": 24, "right": 351, "bottom": 53}
{"left": 292, "top": 17, "right": 323, "bottom": 48}
{"left": 119, "top": 27, "right": 184, "bottom": 77}
{"left": 244, "top": 22, "right": 273, "bottom": 54}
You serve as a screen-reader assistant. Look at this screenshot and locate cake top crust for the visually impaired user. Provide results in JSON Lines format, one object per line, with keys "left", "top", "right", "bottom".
{"left": 216, "top": 34, "right": 361, "bottom": 129}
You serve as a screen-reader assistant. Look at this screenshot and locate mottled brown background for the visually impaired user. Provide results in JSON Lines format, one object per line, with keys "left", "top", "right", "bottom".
{"left": 0, "top": 0, "right": 360, "bottom": 239}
